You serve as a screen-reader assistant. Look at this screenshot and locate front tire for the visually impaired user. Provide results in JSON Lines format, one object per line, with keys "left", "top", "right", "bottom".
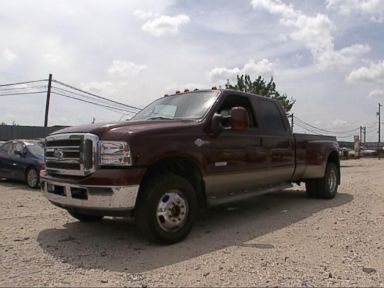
{"left": 306, "top": 162, "right": 339, "bottom": 199}
{"left": 26, "top": 168, "right": 39, "bottom": 189}
{"left": 68, "top": 211, "right": 103, "bottom": 222}
{"left": 135, "top": 173, "right": 198, "bottom": 244}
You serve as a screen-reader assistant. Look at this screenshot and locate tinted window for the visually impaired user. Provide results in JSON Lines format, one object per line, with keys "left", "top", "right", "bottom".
{"left": 256, "top": 100, "right": 286, "bottom": 131}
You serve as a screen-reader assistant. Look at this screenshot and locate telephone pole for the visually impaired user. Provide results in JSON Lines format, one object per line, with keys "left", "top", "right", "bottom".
{"left": 363, "top": 126, "right": 366, "bottom": 144}
{"left": 44, "top": 73, "right": 52, "bottom": 127}
{"left": 360, "top": 126, "right": 363, "bottom": 145}
{"left": 290, "top": 113, "right": 294, "bottom": 133}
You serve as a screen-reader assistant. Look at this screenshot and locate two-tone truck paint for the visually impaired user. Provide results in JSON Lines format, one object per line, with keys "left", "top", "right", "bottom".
{"left": 41, "top": 89, "right": 340, "bottom": 244}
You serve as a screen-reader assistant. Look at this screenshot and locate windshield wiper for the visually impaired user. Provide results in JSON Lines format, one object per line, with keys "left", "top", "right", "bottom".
{"left": 146, "top": 116, "right": 173, "bottom": 120}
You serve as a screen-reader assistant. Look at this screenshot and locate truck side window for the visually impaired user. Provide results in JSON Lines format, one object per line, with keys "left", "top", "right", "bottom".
{"left": 218, "top": 95, "right": 257, "bottom": 128}
{"left": 257, "top": 100, "right": 286, "bottom": 131}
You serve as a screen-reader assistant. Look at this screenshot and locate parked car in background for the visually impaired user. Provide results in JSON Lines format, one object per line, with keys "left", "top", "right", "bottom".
{"left": 0, "top": 139, "right": 44, "bottom": 188}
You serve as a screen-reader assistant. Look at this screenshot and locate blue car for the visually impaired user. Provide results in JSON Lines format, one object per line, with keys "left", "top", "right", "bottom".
{"left": 0, "top": 139, "right": 45, "bottom": 188}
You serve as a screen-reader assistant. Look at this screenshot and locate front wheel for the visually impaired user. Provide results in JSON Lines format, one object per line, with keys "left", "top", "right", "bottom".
{"left": 135, "top": 173, "right": 198, "bottom": 244}
{"left": 306, "top": 162, "right": 339, "bottom": 199}
{"left": 26, "top": 168, "right": 39, "bottom": 189}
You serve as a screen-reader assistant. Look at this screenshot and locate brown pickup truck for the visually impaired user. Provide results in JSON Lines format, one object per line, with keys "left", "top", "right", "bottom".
{"left": 41, "top": 89, "right": 340, "bottom": 244}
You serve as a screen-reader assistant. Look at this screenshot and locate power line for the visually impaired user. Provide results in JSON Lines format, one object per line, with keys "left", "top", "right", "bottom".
{"left": 0, "top": 85, "right": 46, "bottom": 92}
{"left": 294, "top": 121, "right": 359, "bottom": 136}
{"left": 52, "top": 79, "right": 141, "bottom": 112}
{"left": 52, "top": 91, "right": 136, "bottom": 115}
{"left": 294, "top": 116, "right": 360, "bottom": 134}
{"left": 51, "top": 85, "right": 139, "bottom": 114}
{"left": 0, "top": 79, "right": 47, "bottom": 87}
{"left": 0, "top": 91, "right": 46, "bottom": 97}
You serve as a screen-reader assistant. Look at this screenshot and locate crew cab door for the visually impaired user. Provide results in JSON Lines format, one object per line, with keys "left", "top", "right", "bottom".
{"left": 252, "top": 98, "right": 295, "bottom": 184}
{"left": 203, "top": 94, "right": 268, "bottom": 202}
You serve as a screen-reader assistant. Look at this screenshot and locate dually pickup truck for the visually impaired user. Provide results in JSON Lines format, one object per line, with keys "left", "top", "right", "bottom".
{"left": 41, "top": 89, "right": 340, "bottom": 244}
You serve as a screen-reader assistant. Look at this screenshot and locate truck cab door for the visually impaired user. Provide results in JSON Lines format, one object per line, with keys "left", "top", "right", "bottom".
{"left": 202, "top": 94, "right": 268, "bottom": 203}
{"left": 252, "top": 98, "right": 295, "bottom": 185}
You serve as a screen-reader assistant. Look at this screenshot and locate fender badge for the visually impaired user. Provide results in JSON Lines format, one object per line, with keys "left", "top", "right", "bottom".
{"left": 194, "top": 138, "right": 210, "bottom": 147}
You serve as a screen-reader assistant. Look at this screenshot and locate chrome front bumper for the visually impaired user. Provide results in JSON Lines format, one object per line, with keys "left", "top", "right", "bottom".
{"left": 41, "top": 179, "right": 139, "bottom": 211}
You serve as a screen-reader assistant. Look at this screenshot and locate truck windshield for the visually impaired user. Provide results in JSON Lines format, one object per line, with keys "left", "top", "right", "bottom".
{"left": 131, "top": 91, "right": 220, "bottom": 121}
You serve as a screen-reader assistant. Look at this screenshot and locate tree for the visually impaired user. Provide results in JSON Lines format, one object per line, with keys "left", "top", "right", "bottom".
{"left": 227, "top": 74, "right": 295, "bottom": 112}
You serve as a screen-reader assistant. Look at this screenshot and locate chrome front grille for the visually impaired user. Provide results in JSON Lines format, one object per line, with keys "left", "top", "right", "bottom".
{"left": 45, "top": 133, "right": 99, "bottom": 176}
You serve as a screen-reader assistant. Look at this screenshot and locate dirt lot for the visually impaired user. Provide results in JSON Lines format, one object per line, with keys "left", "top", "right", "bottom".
{"left": 0, "top": 158, "right": 383, "bottom": 287}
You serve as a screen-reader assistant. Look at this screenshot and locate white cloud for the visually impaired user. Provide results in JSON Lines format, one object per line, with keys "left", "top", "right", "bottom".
{"left": 81, "top": 81, "right": 115, "bottom": 94}
{"left": 332, "top": 118, "right": 348, "bottom": 127}
{"left": 134, "top": 11, "right": 190, "bottom": 36}
{"left": 44, "top": 53, "right": 66, "bottom": 66}
{"left": 251, "top": 0, "right": 298, "bottom": 18}
{"left": 107, "top": 60, "right": 147, "bottom": 79}
{"left": 368, "top": 89, "right": 384, "bottom": 98}
{"left": 317, "top": 44, "right": 371, "bottom": 67}
{"left": 346, "top": 60, "right": 384, "bottom": 83}
{"left": 2, "top": 49, "right": 18, "bottom": 62}
{"left": 327, "top": 0, "right": 384, "bottom": 22}
{"left": 209, "top": 58, "right": 274, "bottom": 83}
{"left": 133, "top": 10, "right": 155, "bottom": 20}
{"left": 251, "top": 0, "right": 370, "bottom": 68}
{"left": 142, "top": 14, "right": 190, "bottom": 36}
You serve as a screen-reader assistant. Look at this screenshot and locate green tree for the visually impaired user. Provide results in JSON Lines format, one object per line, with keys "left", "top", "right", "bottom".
{"left": 227, "top": 74, "right": 295, "bottom": 112}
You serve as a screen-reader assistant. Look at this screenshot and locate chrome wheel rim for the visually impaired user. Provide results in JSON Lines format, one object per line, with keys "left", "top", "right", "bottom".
{"left": 328, "top": 168, "right": 337, "bottom": 193}
{"left": 27, "top": 169, "right": 38, "bottom": 187}
{"left": 156, "top": 190, "right": 188, "bottom": 232}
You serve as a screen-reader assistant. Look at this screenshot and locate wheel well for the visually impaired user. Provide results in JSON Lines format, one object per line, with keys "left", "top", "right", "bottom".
{"left": 327, "top": 151, "right": 340, "bottom": 184}
{"left": 139, "top": 157, "right": 207, "bottom": 208}
{"left": 25, "top": 166, "right": 34, "bottom": 178}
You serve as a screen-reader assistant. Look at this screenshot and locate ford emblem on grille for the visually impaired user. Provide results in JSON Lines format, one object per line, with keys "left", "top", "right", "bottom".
{"left": 53, "top": 148, "right": 64, "bottom": 161}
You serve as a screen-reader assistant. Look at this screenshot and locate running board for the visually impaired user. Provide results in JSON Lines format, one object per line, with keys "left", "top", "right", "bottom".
{"left": 207, "top": 183, "right": 293, "bottom": 206}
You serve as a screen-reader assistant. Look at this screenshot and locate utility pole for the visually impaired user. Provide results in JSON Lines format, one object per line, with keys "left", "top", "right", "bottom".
{"left": 378, "top": 103, "right": 382, "bottom": 159}
{"left": 363, "top": 126, "right": 366, "bottom": 144}
{"left": 290, "top": 113, "right": 294, "bottom": 133}
{"left": 360, "top": 126, "right": 363, "bottom": 145}
{"left": 44, "top": 73, "right": 52, "bottom": 127}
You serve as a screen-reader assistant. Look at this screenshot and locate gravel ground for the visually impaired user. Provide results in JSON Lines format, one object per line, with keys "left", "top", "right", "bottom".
{"left": 0, "top": 158, "right": 383, "bottom": 287}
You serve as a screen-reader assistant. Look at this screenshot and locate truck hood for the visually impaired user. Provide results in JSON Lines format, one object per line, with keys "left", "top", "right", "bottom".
{"left": 51, "top": 120, "right": 200, "bottom": 138}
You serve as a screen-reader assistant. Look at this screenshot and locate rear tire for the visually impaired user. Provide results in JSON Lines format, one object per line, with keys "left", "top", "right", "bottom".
{"left": 135, "top": 173, "right": 198, "bottom": 244}
{"left": 306, "top": 162, "right": 339, "bottom": 199}
{"left": 26, "top": 168, "right": 39, "bottom": 189}
{"left": 68, "top": 211, "right": 103, "bottom": 222}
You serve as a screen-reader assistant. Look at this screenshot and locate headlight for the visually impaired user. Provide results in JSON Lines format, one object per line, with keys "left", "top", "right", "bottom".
{"left": 98, "top": 141, "right": 132, "bottom": 166}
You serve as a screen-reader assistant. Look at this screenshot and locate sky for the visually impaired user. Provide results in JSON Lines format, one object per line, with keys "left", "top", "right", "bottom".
{"left": 0, "top": 0, "right": 383, "bottom": 141}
